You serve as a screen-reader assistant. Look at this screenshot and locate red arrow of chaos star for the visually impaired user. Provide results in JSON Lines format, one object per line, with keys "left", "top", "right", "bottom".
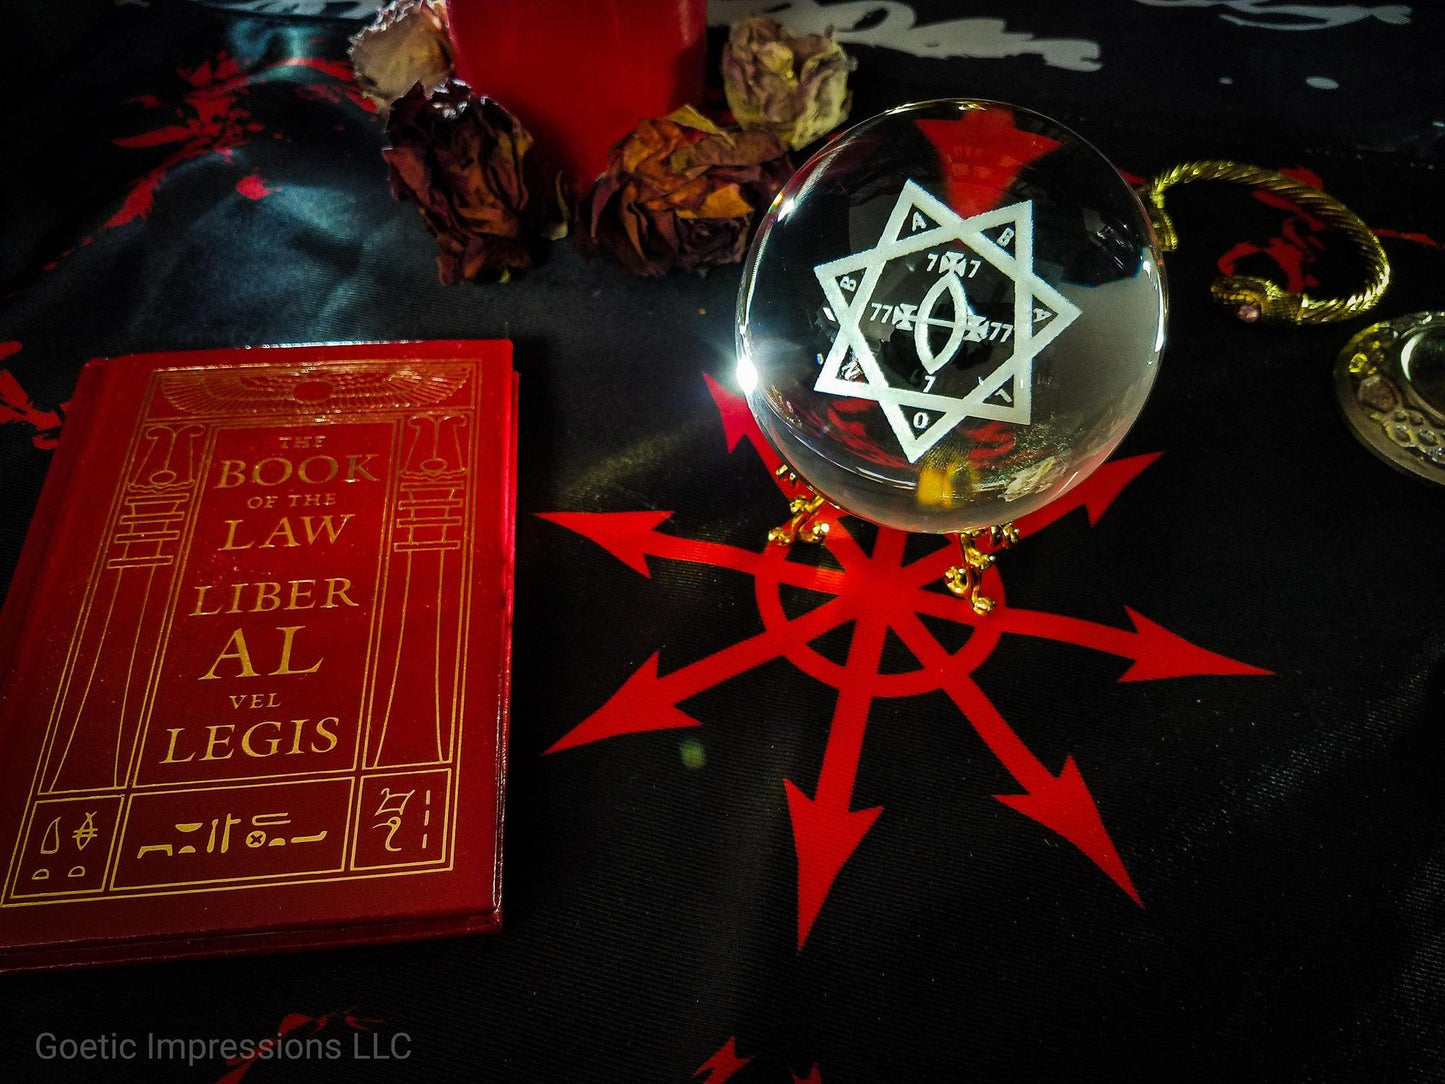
{"left": 541, "top": 374, "right": 1269, "bottom": 950}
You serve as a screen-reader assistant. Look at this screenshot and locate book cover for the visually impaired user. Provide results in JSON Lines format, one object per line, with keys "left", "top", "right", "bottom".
{"left": 0, "top": 341, "right": 516, "bottom": 971}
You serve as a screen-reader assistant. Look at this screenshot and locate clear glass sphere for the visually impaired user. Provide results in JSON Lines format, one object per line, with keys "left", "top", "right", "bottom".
{"left": 737, "top": 100, "right": 1166, "bottom": 533}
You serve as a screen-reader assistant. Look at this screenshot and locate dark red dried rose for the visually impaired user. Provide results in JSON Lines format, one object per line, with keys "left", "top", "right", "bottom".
{"left": 577, "top": 106, "right": 791, "bottom": 276}
{"left": 384, "top": 79, "right": 554, "bottom": 282}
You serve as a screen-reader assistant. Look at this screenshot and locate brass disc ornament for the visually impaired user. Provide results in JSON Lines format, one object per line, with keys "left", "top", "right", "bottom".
{"left": 1335, "top": 312, "right": 1445, "bottom": 485}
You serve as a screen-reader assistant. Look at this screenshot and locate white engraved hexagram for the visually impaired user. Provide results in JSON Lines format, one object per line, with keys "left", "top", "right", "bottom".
{"left": 813, "top": 180, "right": 1081, "bottom": 463}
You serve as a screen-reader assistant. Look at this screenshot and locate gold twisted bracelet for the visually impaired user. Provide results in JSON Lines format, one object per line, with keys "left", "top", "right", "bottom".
{"left": 1139, "top": 160, "right": 1390, "bottom": 325}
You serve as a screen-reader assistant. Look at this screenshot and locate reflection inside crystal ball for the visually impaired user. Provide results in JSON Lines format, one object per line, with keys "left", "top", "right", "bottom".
{"left": 737, "top": 99, "right": 1167, "bottom": 534}
{"left": 1400, "top": 326, "right": 1445, "bottom": 413}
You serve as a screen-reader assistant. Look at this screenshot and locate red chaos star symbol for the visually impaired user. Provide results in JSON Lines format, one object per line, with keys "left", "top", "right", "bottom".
{"left": 541, "top": 375, "right": 1269, "bottom": 950}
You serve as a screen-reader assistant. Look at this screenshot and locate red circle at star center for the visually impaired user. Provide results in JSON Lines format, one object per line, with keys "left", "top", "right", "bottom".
{"left": 753, "top": 520, "right": 1004, "bottom": 698}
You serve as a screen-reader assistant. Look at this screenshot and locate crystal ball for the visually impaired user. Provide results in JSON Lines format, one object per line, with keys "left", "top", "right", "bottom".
{"left": 736, "top": 100, "right": 1166, "bottom": 534}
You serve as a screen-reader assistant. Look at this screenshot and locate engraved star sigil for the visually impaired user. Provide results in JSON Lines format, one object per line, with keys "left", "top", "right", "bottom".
{"left": 541, "top": 375, "right": 1269, "bottom": 950}
{"left": 812, "top": 180, "right": 1079, "bottom": 461}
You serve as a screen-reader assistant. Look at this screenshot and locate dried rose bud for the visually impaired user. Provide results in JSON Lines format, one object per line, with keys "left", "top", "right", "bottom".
{"left": 722, "top": 15, "right": 855, "bottom": 151}
{"left": 385, "top": 79, "right": 552, "bottom": 282}
{"left": 349, "top": 0, "right": 453, "bottom": 112}
{"left": 578, "top": 106, "right": 791, "bottom": 277}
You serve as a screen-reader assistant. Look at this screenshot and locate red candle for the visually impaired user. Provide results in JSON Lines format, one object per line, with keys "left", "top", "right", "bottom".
{"left": 447, "top": 0, "right": 708, "bottom": 194}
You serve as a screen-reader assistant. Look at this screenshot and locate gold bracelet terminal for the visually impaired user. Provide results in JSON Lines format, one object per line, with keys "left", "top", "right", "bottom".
{"left": 1139, "top": 159, "right": 1390, "bottom": 326}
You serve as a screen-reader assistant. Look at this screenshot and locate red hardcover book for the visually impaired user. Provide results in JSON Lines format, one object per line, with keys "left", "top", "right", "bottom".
{"left": 0, "top": 341, "right": 516, "bottom": 971}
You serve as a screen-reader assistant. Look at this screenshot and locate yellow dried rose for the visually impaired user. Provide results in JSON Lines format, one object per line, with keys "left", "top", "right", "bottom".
{"left": 722, "top": 15, "right": 855, "bottom": 151}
